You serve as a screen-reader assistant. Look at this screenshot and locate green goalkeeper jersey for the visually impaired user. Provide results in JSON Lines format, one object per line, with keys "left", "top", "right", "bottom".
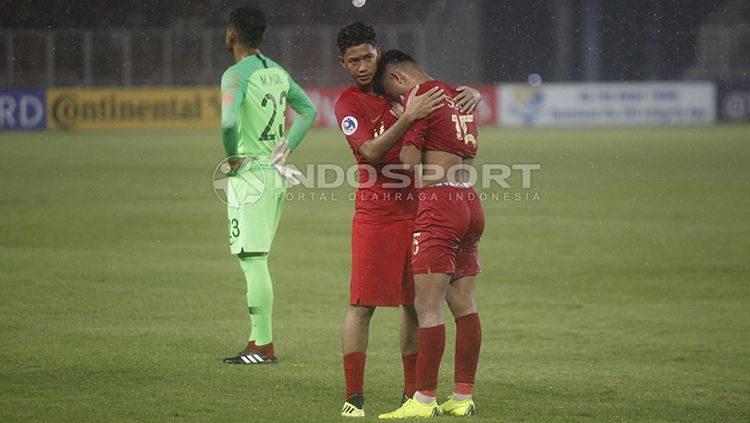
{"left": 220, "top": 53, "right": 317, "bottom": 161}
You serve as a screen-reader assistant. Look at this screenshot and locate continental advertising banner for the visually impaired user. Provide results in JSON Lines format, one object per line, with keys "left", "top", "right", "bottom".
{"left": 46, "top": 88, "right": 222, "bottom": 130}
{"left": 499, "top": 82, "right": 716, "bottom": 127}
{"left": 0, "top": 90, "right": 47, "bottom": 131}
{"left": 43, "top": 85, "right": 499, "bottom": 131}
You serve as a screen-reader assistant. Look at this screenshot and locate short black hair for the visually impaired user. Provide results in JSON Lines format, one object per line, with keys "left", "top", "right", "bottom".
{"left": 374, "top": 49, "right": 418, "bottom": 94}
{"left": 378, "top": 49, "right": 418, "bottom": 69}
{"left": 229, "top": 7, "right": 266, "bottom": 48}
{"left": 337, "top": 22, "right": 377, "bottom": 55}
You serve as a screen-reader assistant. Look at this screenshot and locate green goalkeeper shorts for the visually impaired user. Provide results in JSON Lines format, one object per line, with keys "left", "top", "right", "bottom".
{"left": 226, "top": 162, "right": 286, "bottom": 255}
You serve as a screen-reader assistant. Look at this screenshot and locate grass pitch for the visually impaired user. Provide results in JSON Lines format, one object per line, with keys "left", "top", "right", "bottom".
{"left": 1, "top": 126, "right": 749, "bottom": 422}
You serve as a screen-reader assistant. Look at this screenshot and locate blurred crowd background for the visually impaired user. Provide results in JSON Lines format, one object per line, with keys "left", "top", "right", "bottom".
{"left": 1, "top": 0, "right": 747, "bottom": 87}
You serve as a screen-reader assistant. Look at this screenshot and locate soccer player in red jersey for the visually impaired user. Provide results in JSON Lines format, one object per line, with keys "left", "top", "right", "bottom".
{"left": 335, "top": 24, "right": 482, "bottom": 417}
{"left": 376, "top": 50, "right": 484, "bottom": 419}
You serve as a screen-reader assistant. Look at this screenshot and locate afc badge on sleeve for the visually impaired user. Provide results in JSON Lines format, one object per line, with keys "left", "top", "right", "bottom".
{"left": 341, "top": 116, "right": 358, "bottom": 136}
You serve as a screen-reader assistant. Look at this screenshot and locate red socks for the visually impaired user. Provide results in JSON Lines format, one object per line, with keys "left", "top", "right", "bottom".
{"left": 415, "top": 325, "right": 446, "bottom": 397}
{"left": 402, "top": 353, "right": 418, "bottom": 397}
{"left": 344, "top": 315, "right": 479, "bottom": 399}
{"left": 254, "top": 342, "right": 275, "bottom": 358}
{"left": 343, "top": 351, "right": 421, "bottom": 398}
{"left": 242, "top": 341, "right": 256, "bottom": 355}
{"left": 454, "top": 313, "right": 481, "bottom": 395}
{"left": 344, "top": 352, "right": 366, "bottom": 397}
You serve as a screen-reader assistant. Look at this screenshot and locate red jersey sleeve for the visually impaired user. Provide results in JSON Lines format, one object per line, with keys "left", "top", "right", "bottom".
{"left": 335, "top": 96, "right": 373, "bottom": 153}
{"left": 401, "top": 85, "right": 430, "bottom": 151}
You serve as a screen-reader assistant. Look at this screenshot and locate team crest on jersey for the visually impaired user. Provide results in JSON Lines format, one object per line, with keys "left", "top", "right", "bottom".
{"left": 341, "top": 116, "right": 358, "bottom": 135}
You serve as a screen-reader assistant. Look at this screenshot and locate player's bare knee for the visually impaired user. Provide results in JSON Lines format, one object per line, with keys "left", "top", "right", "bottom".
{"left": 446, "top": 293, "right": 476, "bottom": 318}
{"left": 348, "top": 304, "right": 376, "bottom": 321}
{"left": 416, "top": 303, "right": 444, "bottom": 327}
{"left": 451, "top": 302, "right": 478, "bottom": 320}
{"left": 414, "top": 297, "right": 440, "bottom": 316}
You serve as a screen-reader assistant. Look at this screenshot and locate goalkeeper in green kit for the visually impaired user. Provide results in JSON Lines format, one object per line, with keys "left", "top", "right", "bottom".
{"left": 219, "top": 7, "right": 317, "bottom": 364}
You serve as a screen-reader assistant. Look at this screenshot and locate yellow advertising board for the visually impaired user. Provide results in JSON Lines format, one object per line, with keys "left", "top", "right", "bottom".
{"left": 46, "top": 88, "right": 222, "bottom": 130}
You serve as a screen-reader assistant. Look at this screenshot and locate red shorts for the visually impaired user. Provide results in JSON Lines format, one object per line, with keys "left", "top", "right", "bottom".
{"left": 350, "top": 218, "right": 415, "bottom": 306}
{"left": 412, "top": 185, "right": 485, "bottom": 279}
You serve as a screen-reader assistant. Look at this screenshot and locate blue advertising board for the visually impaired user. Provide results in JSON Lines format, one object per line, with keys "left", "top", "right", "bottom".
{"left": 0, "top": 90, "right": 47, "bottom": 131}
{"left": 499, "top": 82, "right": 716, "bottom": 127}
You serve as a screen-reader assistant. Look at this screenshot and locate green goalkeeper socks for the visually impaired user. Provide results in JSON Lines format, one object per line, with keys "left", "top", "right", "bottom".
{"left": 239, "top": 255, "right": 274, "bottom": 346}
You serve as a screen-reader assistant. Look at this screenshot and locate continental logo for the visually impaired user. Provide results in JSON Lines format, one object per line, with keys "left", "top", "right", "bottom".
{"left": 47, "top": 88, "right": 222, "bottom": 130}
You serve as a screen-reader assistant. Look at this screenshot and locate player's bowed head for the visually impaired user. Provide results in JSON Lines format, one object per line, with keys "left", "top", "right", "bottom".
{"left": 374, "top": 49, "right": 428, "bottom": 102}
{"left": 375, "top": 49, "right": 482, "bottom": 115}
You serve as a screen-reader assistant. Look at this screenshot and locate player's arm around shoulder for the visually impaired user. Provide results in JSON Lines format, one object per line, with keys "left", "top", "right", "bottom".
{"left": 357, "top": 86, "right": 445, "bottom": 164}
{"left": 454, "top": 85, "right": 483, "bottom": 114}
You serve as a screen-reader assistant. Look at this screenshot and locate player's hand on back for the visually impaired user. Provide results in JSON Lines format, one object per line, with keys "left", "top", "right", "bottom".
{"left": 403, "top": 85, "right": 445, "bottom": 122}
{"left": 224, "top": 156, "right": 249, "bottom": 176}
{"left": 454, "top": 86, "right": 482, "bottom": 114}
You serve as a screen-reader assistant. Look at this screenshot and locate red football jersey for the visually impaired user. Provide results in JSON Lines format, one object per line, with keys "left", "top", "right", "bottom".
{"left": 335, "top": 86, "right": 417, "bottom": 222}
{"left": 402, "top": 80, "right": 479, "bottom": 158}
